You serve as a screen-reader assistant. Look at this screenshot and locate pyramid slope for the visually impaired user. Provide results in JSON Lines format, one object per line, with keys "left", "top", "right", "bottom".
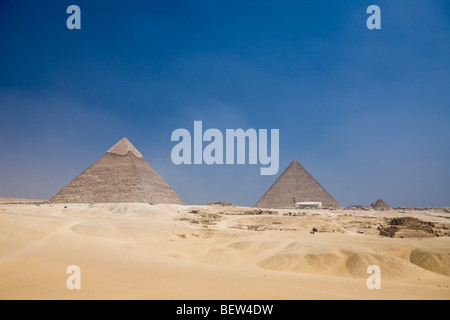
{"left": 255, "top": 160, "right": 339, "bottom": 209}
{"left": 51, "top": 139, "right": 184, "bottom": 204}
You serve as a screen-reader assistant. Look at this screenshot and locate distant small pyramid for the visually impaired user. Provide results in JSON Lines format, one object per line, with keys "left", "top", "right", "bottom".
{"left": 255, "top": 160, "right": 339, "bottom": 209}
{"left": 51, "top": 138, "right": 184, "bottom": 204}
{"left": 369, "top": 199, "right": 390, "bottom": 210}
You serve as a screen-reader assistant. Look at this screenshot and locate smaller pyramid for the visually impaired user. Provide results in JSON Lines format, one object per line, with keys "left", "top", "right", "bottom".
{"left": 255, "top": 160, "right": 339, "bottom": 209}
{"left": 369, "top": 199, "right": 390, "bottom": 210}
{"left": 51, "top": 138, "right": 184, "bottom": 204}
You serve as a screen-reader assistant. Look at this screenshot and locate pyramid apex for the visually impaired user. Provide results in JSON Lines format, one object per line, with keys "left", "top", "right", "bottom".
{"left": 286, "top": 160, "right": 304, "bottom": 170}
{"left": 107, "top": 138, "right": 143, "bottom": 158}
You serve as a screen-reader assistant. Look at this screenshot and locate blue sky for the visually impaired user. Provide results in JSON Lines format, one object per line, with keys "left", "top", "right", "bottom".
{"left": 0, "top": 0, "right": 449, "bottom": 207}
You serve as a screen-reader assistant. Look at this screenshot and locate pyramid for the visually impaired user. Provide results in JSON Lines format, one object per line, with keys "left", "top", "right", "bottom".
{"left": 369, "top": 199, "right": 390, "bottom": 210}
{"left": 255, "top": 160, "right": 339, "bottom": 208}
{"left": 51, "top": 138, "right": 184, "bottom": 204}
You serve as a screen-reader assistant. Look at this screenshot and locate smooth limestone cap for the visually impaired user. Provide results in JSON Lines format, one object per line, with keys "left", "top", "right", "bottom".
{"left": 107, "top": 138, "right": 143, "bottom": 158}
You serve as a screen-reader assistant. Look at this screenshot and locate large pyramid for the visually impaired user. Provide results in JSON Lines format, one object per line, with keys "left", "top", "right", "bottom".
{"left": 51, "top": 138, "right": 184, "bottom": 204}
{"left": 255, "top": 160, "right": 339, "bottom": 209}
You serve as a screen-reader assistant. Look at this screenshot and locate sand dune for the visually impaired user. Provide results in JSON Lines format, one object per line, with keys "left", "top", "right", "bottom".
{"left": 0, "top": 203, "right": 449, "bottom": 299}
{"left": 410, "top": 250, "right": 450, "bottom": 276}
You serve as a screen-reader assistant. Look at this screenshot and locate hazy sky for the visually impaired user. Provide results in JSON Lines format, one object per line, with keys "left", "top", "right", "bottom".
{"left": 1, "top": 0, "right": 449, "bottom": 207}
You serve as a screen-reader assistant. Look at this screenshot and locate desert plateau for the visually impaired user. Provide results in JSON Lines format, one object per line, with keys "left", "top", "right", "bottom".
{"left": 0, "top": 199, "right": 449, "bottom": 300}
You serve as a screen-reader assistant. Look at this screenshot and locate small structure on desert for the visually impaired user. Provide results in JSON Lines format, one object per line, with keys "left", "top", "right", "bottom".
{"left": 51, "top": 138, "right": 184, "bottom": 204}
{"left": 296, "top": 202, "right": 323, "bottom": 208}
{"left": 255, "top": 160, "right": 339, "bottom": 209}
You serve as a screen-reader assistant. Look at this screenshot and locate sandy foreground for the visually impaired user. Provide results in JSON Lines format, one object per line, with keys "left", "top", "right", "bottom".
{"left": 0, "top": 199, "right": 449, "bottom": 300}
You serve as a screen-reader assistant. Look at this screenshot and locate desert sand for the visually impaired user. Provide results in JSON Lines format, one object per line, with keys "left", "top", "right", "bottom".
{"left": 0, "top": 199, "right": 449, "bottom": 300}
